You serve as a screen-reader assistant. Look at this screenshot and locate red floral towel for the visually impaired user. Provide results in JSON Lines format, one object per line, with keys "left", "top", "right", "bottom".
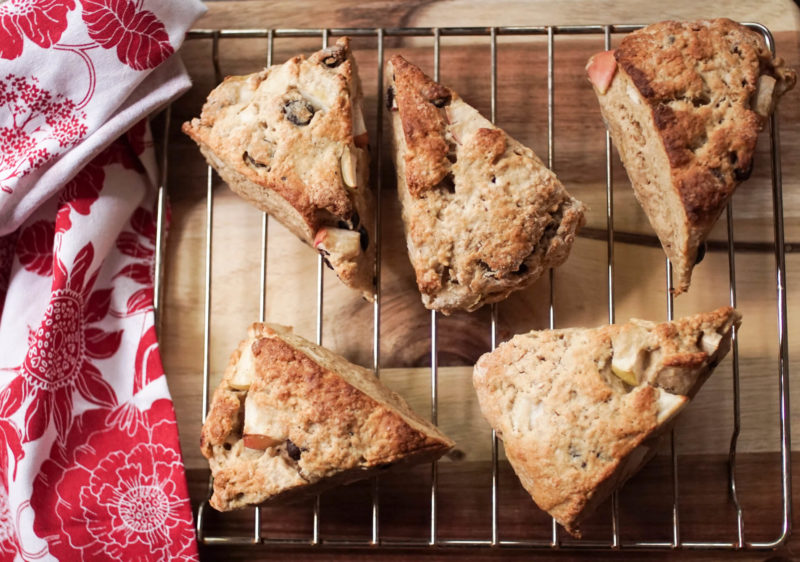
{"left": 0, "top": 0, "right": 204, "bottom": 560}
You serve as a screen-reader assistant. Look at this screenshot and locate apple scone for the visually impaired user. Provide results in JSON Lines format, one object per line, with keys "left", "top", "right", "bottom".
{"left": 587, "top": 19, "right": 795, "bottom": 294}
{"left": 386, "top": 55, "right": 585, "bottom": 314}
{"left": 473, "top": 306, "right": 740, "bottom": 536}
{"left": 201, "top": 323, "right": 454, "bottom": 511}
{"left": 183, "top": 37, "right": 376, "bottom": 299}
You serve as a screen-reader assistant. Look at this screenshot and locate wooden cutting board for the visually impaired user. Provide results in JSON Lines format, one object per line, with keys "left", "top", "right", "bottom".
{"left": 163, "top": 1, "right": 800, "bottom": 557}
{"left": 164, "top": 0, "right": 800, "bottom": 469}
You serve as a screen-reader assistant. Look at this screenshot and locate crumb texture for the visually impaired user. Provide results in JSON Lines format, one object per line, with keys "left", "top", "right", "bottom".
{"left": 592, "top": 19, "right": 795, "bottom": 293}
{"left": 183, "top": 37, "right": 376, "bottom": 298}
{"left": 473, "top": 306, "right": 741, "bottom": 535}
{"left": 201, "top": 323, "right": 454, "bottom": 511}
{"left": 387, "top": 55, "right": 585, "bottom": 313}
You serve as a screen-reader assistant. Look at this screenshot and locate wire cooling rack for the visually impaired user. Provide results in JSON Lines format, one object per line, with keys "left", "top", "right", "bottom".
{"left": 153, "top": 23, "right": 792, "bottom": 551}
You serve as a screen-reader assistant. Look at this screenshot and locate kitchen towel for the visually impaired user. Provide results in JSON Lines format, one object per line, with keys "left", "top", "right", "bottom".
{"left": 0, "top": 0, "right": 205, "bottom": 559}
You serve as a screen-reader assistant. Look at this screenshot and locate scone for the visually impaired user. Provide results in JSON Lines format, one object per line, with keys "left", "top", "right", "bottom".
{"left": 473, "top": 306, "right": 741, "bottom": 536}
{"left": 183, "top": 37, "right": 375, "bottom": 299}
{"left": 201, "top": 323, "right": 454, "bottom": 511}
{"left": 386, "top": 55, "right": 585, "bottom": 314}
{"left": 587, "top": 19, "right": 796, "bottom": 294}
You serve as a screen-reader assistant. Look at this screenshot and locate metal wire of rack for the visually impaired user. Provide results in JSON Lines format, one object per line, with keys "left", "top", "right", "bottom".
{"left": 153, "top": 23, "right": 792, "bottom": 551}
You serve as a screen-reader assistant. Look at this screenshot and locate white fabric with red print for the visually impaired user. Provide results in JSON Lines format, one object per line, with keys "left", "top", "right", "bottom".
{"left": 0, "top": 0, "right": 205, "bottom": 560}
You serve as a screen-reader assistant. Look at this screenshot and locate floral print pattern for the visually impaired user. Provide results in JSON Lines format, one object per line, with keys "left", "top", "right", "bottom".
{"left": 0, "top": 0, "right": 200, "bottom": 558}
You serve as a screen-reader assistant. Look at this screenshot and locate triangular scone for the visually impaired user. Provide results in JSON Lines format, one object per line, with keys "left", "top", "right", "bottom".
{"left": 587, "top": 19, "right": 795, "bottom": 294}
{"left": 386, "top": 56, "right": 585, "bottom": 314}
{"left": 473, "top": 306, "right": 741, "bottom": 536}
{"left": 201, "top": 323, "right": 454, "bottom": 511}
{"left": 183, "top": 37, "right": 375, "bottom": 299}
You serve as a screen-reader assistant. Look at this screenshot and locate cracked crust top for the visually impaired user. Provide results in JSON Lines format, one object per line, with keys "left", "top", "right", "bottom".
{"left": 201, "top": 323, "right": 454, "bottom": 511}
{"left": 182, "top": 37, "right": 375, "bottom": 298}
{"left": 589, "top": 19, "right": 795, "bottom": 294}
{"left": 387, "top": 55, "right": 585, "bottom": 313}
{"left": 473, "top": 306, "right": 741, "bottom": 535}
{"left": 615, "top": 19, "right": 794, "bottom": 225}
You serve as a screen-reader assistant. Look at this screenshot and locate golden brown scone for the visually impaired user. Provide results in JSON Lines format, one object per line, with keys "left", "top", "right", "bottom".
{"left": 386, "top": 56, "right": 585, "bottom": 314}
{"left": 473, "top": 306, "right": 741, "bottom": 536}
{"left": 587, "top": 19, "right": 796, "bottom": 294}
{"left": 183, "top": 37, "right": 375, "bottom": 299}
{"left": 201, "top": 323, "right": 454, "bottom": 511}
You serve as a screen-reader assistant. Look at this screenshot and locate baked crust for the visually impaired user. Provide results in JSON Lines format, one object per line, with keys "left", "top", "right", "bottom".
{"left": 386, "top": 56, "right": 585, "bottom": 314}
{"left": 589, "top": 19, "right": 796, "bottom": 294}
{"left": 473, "top": 306, "right": 741, "bottom": 535}
{"left": 201, "top": 323, "right": 454, "bottom": 511}
{"left": 183, "top": 37, "right": 375, "bottom": 299}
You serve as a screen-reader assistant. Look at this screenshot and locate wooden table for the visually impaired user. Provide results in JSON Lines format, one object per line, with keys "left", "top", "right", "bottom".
{"left": 159, "top": 1, "right": 800, "bottom": 558}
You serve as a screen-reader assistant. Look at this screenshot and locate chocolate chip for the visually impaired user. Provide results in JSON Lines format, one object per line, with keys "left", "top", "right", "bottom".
{"left": 477, "top": 260, "right": 494, "bottom": 276}
{"left": 283, "top": 99, "right": 315, "bottom": 126}
{"left": 694, "top": 241, "right": 707, "bottom": 265}
{"left": 441, "top": 266, "right": 453, "bottom": 285}
{"left": 321, "top": 46, "right": 346, "bottom": 68}
{"left": 734, "top": 161, "right": 753, "bottom": 181}
{"left": 515, "top": 262, "right": 529, "bottom": 274}
{"left": 337, "top": 211, "right": 360, "bottom": 231}
{"left": 432, "top": 94, "right": 451, "bottom": 108}
{"left": 385, "top": 86, "right": 395, "bottom": 110}
{"left": 439, "top": 172, "right": 455, "bottom": 193}
{"left": 243, "top": 151, "right": 270, "bottom": 170}
{"left": 543, "top": 221, "right": 560, "bottom": 241}
{"left": 286, "top": 439, "right": 302, "bottom": 461}
{"left": 358, "top": 225, "right": 369, "bottom": 251}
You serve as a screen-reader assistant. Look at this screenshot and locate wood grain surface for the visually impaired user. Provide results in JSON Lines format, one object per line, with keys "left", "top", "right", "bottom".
{"left": 189, "top": 452, "right": 799, "bottom": 559}
{"left": 159, "top": 0, "right": 800, "bottom": 556}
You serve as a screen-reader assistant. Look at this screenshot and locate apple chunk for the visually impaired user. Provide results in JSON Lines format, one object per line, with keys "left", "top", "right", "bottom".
{"left": 242, "top": 393, "right": 284, "bottom": 451}
{"left": 229, "top": 342, "right": 257, "bottom": 390}
{"left": 610, "top": 326, "right": 649, "bottom": 386}
{"left": 314, "top": 227, "right": 361, "bottom": 260}
{"left": 586, "top": 50, "right": 617, "bottom": 95}
{"left": 243, "top": 434, "right": 281, "bottom": 450}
